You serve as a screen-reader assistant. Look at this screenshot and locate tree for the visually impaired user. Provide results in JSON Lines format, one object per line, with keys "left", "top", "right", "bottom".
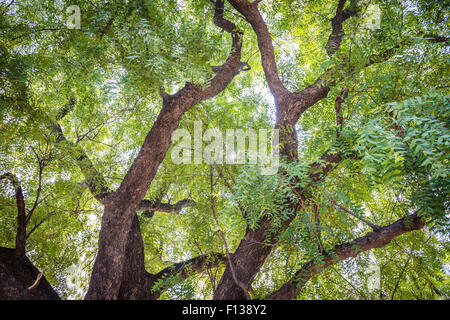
{"left": 0, "top": 0, "right": 448, "bottom": 300}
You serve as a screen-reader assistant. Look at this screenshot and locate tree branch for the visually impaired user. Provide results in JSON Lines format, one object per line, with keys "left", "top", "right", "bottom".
{"left": 25, "top": 212, "right": 56, "bottom": 240}
{"left": 326, "top": 0, "right": 358, "bottom": 58}
{"left": 27, "top": 271, "right": 44, "bottom": 291}
{"left": 228, "top": 0, "right": 289, "bottom": 99}
{"left": 1, "top": 173, "right": 26, "bottom": 258}
{"left": 308, "top": 150, "right": 344, "bottom": 183}
{"left": 334, "top": 87, "right": 349, "bottom": 128}
{"left": 152, "top": 253, "right": 226, "bottom": 283}
{"left": 265, "top": 212, "right": 424, "bottom": 300}
{"left": 86, "top": 1, "right": 247, "bottom": 299}
{"left": 150, "top": 252, "right": 226, "bottom": 298}
{"left": 50, "top": 100, "right": 194, "bottom": 215}
{"left": 332, "top": 201, "right": 381, "bottom": 232}
{"left": 209, "top": 166, "right": 251, "bottom": 299}
{"left": 137, "top": 198, "right": 195, "bottom": 214}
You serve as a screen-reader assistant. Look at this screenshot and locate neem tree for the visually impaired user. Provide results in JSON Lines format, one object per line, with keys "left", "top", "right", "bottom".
{"left": 0, "top": 0, "right": 448, "bottom": 300}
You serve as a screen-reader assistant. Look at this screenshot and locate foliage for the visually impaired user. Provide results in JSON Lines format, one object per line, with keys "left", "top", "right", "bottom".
{"left": 0, "top": 0, "right": 448, "bottom": 299}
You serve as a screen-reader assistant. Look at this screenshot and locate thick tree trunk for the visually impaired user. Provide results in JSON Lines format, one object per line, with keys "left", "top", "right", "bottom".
{"left": 213, "top": 220, "right": 275, "bottom": 299}
{"left": 0, "top": 247, "right": 60, "bottom": 300}
{"left": 85, "top": 0, "right": 245, "bottom": 299}
{"left": 85, "top": 101, "right": 191, "bottom": 299}
{"left": 117, "top": 215, "right": 154, "bottom": 299}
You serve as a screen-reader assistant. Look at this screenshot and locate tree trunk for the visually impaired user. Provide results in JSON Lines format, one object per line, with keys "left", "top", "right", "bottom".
{"left": 0, "top": 247, "right": 60, "bottom": 300}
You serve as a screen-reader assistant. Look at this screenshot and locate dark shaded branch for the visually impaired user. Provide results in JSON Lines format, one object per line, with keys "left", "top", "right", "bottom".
{"left": 150, "top": 252, "right": 226, "bottom": 299}
{"left": 1, "top": 0, "right": 15, "bottom": 14}
{"left": 26, "top": 149, "right": 48, "bottom": 226}
{"left": 137, "top": 198, "right": 195, "bottom": 213}
{"left": 313, "top": 204, "right": 325, "bottom": 254}
{"left": 265, "top": 212, "right": 424, "bottom": 300}
{"left": 332, "top": 201, "right": 381, "bottom": 232}
{"left": 420, "top": 33, "right": 449, "bottom": 44}
{"left": 289, "top": 0, "right": 356, "bottom": 117}
{"left": 26, "top": 212, "right": 56, "bottom": 240}
{"left": 152, "top": 253, "right": 226, "bottom": 283}
{"left": 326, "top": 0, "right": 358, "bottom": 57}
{"left": 1, "top": 173, "right": 26, "bottom": 257}
{"left": 308, "top": 150, "right": 344, "bottom": 183}
{"left": 213, "top": 0, "right": 236, "bottom": 34}
{"left": 367, "top": 44, "right": 402, "bottom": 66}
{"left": 330, "top": 265, "right": 366, "bottom": 298}
{"left": 0, "top": 263, "right": 30, "bottom": 299}
{"left": 197, "top": 0, "right": 247, "bottom": 101}
{"left": 366, "top": 34, "right": 448, "bottom": 66}
{"left": 0, "top": 247, "right": 60, "bottom": 300}
{"left": 391, "top": 242, "right": 415, "bottom": 300}
{"left": 334, "top": 87, "right": 349, "bottom": 127}
{"left": 50, "top": 101, "right": 110, "bottom": 201}
{"left": 55, "top": 97, "right": 76, "bottom": 121}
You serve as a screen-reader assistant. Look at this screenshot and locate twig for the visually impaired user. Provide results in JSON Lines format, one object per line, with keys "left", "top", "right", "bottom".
{"left": 391, "top": 241, "right": 416, "bottom": 300}
{"left": 330, "top": 266, "right": 367, "bottom": 299}
{"left": 27, "top": 271, "right": 44, "bottom": 291}
{"left": 209, "top": 166, "right": 250, "bottom": 299}
{"left": 194, "top": 240, "right": 217, "bottom": 295}
{"left": 332, "top": 200, "right": 381, "bottom": 232}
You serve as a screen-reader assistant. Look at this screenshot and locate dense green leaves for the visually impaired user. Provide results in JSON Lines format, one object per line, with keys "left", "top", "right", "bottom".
{"left": 0, "top": 0, "right": 448, "bottom": 299}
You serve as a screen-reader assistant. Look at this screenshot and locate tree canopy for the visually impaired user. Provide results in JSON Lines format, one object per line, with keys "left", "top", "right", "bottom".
{"left": 0, "top": 0, "right": 449, "bottom": 300}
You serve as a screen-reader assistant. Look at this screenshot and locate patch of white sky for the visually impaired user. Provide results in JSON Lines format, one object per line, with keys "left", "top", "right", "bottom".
{"left": 66, "top": 250, "right": 92, "bottom": 299}
{"left": 65, "top": 210, "right": 103, "bottom": 299}
{"left": 177, "top": 0, "right": 187, "bottom": 11}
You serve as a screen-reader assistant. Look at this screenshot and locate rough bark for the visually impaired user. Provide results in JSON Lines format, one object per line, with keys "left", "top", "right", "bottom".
{"left": 0, "top": 173, "right": 58, "bottom": 300}
{"left": 0, "top": 263, "right": 30, "bottom": 300}
{"left": 0, "top": 247, "right": 60, "bottom": 300}
{"left": 265, "top": 213, "right": 425, "bottom": 300}
{"left": 213, "top": 0, "right": 357, "bottom": 299}
{"left": 117, "top": 215, "right": 154, "bottom": 299}
{"left": 85, "top": 0, "right": 246, "bottom": 299}
{"left": 1, "top": 173, "right": 26, "bottom": 258}
{"left": 2, "top": 0, "right": 438, "bottom": 301}
{"left": 51, "top": 104, "right": 223, "bottom": 299}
